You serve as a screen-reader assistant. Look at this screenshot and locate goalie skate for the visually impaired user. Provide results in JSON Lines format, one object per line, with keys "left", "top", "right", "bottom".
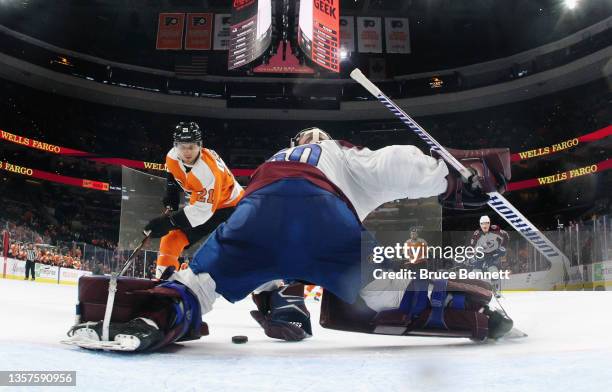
{"left": 61, "top": 318, "right": 163, "bottom": 352}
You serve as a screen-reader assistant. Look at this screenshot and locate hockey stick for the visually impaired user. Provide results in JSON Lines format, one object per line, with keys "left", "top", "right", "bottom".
{"left": 100, "top": 233, "right": 151, "bottom": 340}
{"left": 350, "top": 68, "right": 571, "bottom": 282}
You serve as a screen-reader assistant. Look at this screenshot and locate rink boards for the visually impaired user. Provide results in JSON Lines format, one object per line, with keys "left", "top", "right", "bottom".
{"left": 1, "top": 257, "right": 91, "bottom": 285}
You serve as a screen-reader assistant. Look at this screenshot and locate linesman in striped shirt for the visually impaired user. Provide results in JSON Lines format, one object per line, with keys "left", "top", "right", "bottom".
{"left": 25, "top": 243, "right": 39, "bottom": 281}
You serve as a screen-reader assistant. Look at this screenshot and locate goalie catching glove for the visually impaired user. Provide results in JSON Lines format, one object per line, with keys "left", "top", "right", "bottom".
{"left": 437, "top": 148, "right": 511, "bottom": 210}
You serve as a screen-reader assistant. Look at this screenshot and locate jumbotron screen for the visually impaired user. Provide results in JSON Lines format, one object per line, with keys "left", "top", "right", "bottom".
{"left": 298, "top": 0, "right": 341, "bottom": 72}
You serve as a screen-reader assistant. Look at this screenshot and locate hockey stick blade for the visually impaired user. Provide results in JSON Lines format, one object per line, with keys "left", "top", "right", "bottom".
{"left": 350, "top": 68, "right": 571, "bottom": 281}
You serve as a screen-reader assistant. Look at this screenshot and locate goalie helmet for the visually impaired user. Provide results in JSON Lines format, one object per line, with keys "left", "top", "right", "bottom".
{"left": 173, "top": 122, "right": 203, "bottom": 146}
{"left": 290, "top": 127, "right": 331, "bottom": 147}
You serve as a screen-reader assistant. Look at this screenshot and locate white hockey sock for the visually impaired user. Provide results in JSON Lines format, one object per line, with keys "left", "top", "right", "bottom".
{"left": 359, "top": 278, "right": 412, "bottom": 312}
{"left": 171, "top": 268, "right": 219, "bottom": 315}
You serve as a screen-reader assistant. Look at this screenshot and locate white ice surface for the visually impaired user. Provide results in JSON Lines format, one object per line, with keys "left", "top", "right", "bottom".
{"left": 1, "top": 278, "right": 611, "bottom": 392}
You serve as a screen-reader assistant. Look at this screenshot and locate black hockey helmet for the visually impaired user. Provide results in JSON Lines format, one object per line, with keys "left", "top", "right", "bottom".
{"left": 173, "top": 122, "right": 203, "bottom": 145}
{"left": 290, "top": 127, "right": 331, "bottom": 147}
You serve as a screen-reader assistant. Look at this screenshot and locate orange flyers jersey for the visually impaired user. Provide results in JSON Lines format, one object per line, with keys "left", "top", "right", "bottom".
{"left": 166, "top": 147, "right": 244, "bottom": 227}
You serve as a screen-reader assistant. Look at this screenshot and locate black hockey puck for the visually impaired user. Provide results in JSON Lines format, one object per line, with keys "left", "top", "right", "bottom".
{"left": 232, "top": 335, "right": 248, "bottom": 344}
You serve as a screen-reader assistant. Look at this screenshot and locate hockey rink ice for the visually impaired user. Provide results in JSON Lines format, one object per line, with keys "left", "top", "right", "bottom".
{"left": 1, "top": 278, "right": 611, "bottom": 392}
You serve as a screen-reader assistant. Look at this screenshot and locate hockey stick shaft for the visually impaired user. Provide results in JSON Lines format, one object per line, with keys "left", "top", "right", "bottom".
{"left": 101, "top": 234, "right": 150, "bottom": 340}
{"left": 350, "top": 68, "right": 570, "bottom": 274}
{"left": 101, "top": 207, "right": 168, "bottom": 340}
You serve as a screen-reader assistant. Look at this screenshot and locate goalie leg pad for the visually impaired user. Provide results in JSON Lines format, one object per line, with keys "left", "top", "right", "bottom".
{"left": 65, "top": 276, "right": 208, "bottom": 352}
{"left": 152, "top": 281, "right": 204, "bottom": 349}
{"left": 320, "top": 278, "right": 494, "bottom": 341}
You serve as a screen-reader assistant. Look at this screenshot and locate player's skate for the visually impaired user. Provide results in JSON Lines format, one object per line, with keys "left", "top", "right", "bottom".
{"left": 64, "top": 318, "right": 163, "bottom": 351}
{"left": 251, "top": 283, "right": 312, "bottom": 341}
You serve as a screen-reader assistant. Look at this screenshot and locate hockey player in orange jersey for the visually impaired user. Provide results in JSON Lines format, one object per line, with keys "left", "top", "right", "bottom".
{"left": 144, "top": 122, "right": 244, "bottom": 278}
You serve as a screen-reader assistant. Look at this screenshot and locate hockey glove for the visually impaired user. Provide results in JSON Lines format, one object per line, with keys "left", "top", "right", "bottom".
{"left": 144, "top": 209, "right": 193, "bottom": 238}
{"left": 250, "top": 284, "right": 312, "bottom": 342}
{"left": 435, "top": 148, "right": 511, "bottom": 210}
{"left": 144, "top": 214, "right": 176, "bottom": 238}
{"left": 162, "top": 194, "right": 180, "bottom": 212}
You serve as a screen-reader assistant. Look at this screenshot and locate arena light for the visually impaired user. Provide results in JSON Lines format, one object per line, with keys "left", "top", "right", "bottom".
{"left": 564, "top": 0, "right": 579, "bottom": 10}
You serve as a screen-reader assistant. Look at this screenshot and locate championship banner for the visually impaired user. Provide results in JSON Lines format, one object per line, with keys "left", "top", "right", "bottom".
{"left": 228, "top": 0, "right": 272, "bottom": 70}
{"left": 298, "top": 0, "right": 340, "bottom": 72}
{"left": 507, "top": 159, "right": 612, "bottom": 191}
{"left": 156, "top": 13, "right": 185, "bottom": 50}
{"left": 384, "top": 17, "right": 410, "bottom": 54}
{"left": 339, "top": 16, "right": 355, "bottom": 54}
{"left": 357, "top": 17, "right": 382, "bottom": 53}
{"left": 0, "top": 129, "right": 254, "bottom": 177}
{"left": 213, "top": 14, "right": 231, "bottom": 50}
{"left": 0, "top": 161, "right": 110, "bottom": 192}
{"left": 185, "top": 13, "right": 213, "bottom": 50}
{"left": 511, "top": 125, "right": 612, "bottom": 162}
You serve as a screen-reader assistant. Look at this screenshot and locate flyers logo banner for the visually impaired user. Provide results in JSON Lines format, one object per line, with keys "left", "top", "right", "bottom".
{"left": 156, "top": 13, "right": 186, "bottom": 50}
{"left": 356, "top": 17, "right": 382, "bottom": 53}
{"left": 185, "top": 13, "right": 213, "bottom": 50}
{"left": 384, "top": 17, "right": 410, "bottom": 54}
{"left": 213, "top": 14, "right": 232, "bottom": 50}
{"left": 339, "top": 16, "right": 355, "bottom": 53}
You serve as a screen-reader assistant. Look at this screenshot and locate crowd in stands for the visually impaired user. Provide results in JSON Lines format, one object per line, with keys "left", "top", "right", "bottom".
{"left": 1, "top": 216, "right": 163, "bottom": 276}
{"left": 0, "top": 177, "right": 118, "bottom": 248}
{"left": 8, "top": 241, "right": 82, "bottom": 270}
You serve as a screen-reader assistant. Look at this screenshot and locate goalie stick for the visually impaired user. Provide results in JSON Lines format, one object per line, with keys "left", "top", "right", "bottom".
{"left": 350, "top": 68, "right": 571, "bottom": 283}
{"left": 99, "top": 206, "right": 171, "bottom": 340}
{"left": 100, "top": 231, "right": 151, "bottom": 341}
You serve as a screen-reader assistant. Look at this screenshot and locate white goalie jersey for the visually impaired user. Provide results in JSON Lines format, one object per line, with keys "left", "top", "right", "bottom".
{"left": 269, "top": 140, "right": 449, "bottom": 221}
